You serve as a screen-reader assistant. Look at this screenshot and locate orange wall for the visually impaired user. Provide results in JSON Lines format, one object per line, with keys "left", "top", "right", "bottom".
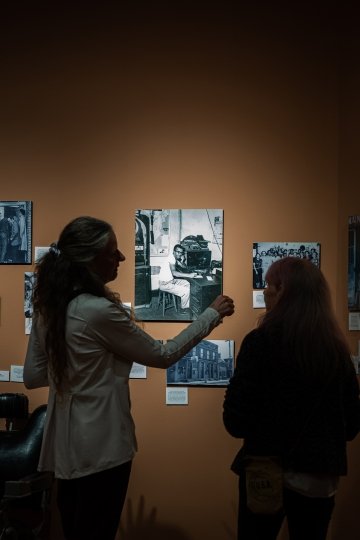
{"left": 0, "top": 5, "right": 358, "bottom": 539}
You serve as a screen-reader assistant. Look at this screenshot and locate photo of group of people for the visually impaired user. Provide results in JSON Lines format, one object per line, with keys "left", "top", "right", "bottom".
{"left": 253, "top": 242, "right": 321, "bottom": 289}
{"left": 0, "top": 201, "right": 32, "bottom": 264}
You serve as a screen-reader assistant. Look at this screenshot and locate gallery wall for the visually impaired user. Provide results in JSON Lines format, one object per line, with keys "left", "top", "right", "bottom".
{"left": 0, "top": 4, "right": 359, "bottom": 539}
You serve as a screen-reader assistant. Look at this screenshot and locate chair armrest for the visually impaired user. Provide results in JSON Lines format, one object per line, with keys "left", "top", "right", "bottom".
{"left": 3, "top": 472, "right": 54, "bottom": 499}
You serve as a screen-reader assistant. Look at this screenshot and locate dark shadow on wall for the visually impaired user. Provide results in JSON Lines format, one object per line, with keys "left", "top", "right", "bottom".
{"left": 117, "top": 496, "right": 191, "bottom": 540}
{"left": 51, "top": 490, "right": 239, "bottom": 540}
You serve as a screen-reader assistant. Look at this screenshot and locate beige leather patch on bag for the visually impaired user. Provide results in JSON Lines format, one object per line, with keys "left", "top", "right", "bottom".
{"left": 245, "top": 456, "right": 283, "bottom": 515}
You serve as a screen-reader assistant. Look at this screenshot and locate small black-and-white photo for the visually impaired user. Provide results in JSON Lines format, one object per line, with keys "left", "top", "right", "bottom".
{"left": 0, "top": 201, "right": 32, "bottom": 264}
{"left": 348, "top": 216, "right": 360, "bottom": 312}
{"left": 24, "top": 271, "right": 36, "bottom": 334}
{"left": 166, "top": 339, "right": 235, "bottom": 387}
{"left": 252, "top": 242, "right": 321, "bottom": 290}
{"left": 135, "top": 209, "right": 223, "bottom": 321}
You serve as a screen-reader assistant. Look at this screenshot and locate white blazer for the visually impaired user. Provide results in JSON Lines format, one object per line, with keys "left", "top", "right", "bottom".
{"left": 24, "top": 294, "right": 220, "bottom": 479}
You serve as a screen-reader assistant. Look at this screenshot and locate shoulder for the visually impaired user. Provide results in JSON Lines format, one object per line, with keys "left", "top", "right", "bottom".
{"left": 68, "top": 294, "right": 128, "bottom": 324}
{"left": 69, "top": 293, "right": 109, "bottom": 309}
{"left": 241, "top": 328, "right": 267, "bottom": 349}
{"left": 236, "top": 327, "right": 274, "bottom": 365}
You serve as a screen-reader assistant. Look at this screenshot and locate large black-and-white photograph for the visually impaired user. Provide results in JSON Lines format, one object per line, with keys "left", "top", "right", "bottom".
{"left": 166, "top": 339, "right": 234, "bottom": 387}
{"left": 253, "top": 241, "right": 321, "bottom": 289}
{"left": 0, "top": 201, "right": 32, "bottom": 264}
{"left": 348, "top": 215, "right": 360, "bottom": 312}
{"left": 135, "top": 209, "right": 223, "bottom": 321}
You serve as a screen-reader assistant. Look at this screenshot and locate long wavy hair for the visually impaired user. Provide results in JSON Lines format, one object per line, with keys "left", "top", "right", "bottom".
{"left": 33, "top": 216, "right": 123, "bottom": 392}
{"left": 259, "top": 257, "right": 350, "bottom": 379}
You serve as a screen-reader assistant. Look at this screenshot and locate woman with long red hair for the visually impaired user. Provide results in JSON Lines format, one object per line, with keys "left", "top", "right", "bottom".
{"left": 224, "top": 257, "right": 360, "bottom": 540}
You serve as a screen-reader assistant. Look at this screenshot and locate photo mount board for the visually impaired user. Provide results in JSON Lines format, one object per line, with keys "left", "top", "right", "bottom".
{"left": 166, "top": 339, "right": 234, "bottom": 387}
{"left": 134, "top": 209, "right": 223, "bottom": 322}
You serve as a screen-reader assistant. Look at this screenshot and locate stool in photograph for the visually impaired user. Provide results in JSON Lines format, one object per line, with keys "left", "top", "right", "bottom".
{"left": 158, "top": 290, "right": 178, "bottom": 316}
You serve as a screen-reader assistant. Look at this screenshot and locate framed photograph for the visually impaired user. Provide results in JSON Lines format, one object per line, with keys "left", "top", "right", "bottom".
{"left": 0, "top": 201, "right": 32, "bottom": 264}
{"left": 166, "top": 339, "right": 235, "bottom": 387}
{"left": 24, "top": 272, "right": 36, "bottom": 335}
{"left": 348, "top": 216, "right": 360, "bottom": 313}
{"left": 252, "top": 242, "right": 321, "bottom": 290}
{"left": 134, "top": 209, "right": 223, "bottom": 321}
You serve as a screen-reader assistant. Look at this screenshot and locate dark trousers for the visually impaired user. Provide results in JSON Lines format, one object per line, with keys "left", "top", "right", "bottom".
{"left": 238, "top": 474, "right": 335, "bottom": 540}
{"left": 57, "top": 461, "right": 132, "bottom": 540}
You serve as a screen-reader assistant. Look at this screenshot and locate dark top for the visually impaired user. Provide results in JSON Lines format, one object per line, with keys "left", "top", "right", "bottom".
{"left": 175, "top": 260, "right": 195, "bottom": 273}
{"left": 223, "top": 327, "right": 360, "bottom": 475}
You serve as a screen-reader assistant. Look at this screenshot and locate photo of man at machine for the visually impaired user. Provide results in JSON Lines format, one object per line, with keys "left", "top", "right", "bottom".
{"left": 134, "top": 209, "right": 223, "bottom": 321}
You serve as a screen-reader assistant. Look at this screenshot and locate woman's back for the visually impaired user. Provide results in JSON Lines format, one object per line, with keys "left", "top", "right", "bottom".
{"left": 224, "top": 325, "right": 359, "bottom": 475}
{"left": 223, "top": 256, "right": 360, "bottom": 540}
